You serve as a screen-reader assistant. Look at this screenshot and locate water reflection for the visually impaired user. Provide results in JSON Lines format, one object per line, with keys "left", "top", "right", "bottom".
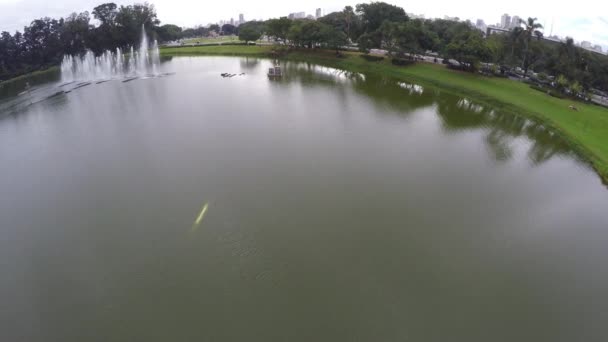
{"left": 1, "top": 56, "right": 607, "bottom": 342}
{"left": 239, "top": 57, "right": 260, "bottom": 70}
{"left": 270, "top": 62, "right": 365, "bottom": 87}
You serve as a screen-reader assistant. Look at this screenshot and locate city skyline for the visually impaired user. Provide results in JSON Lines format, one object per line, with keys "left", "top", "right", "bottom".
{"left": 0, "top": 0, "right": 606, "bottom": 51}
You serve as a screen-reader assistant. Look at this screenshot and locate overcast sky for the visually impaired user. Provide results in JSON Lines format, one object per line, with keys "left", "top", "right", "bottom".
{"left": 1, "top": 0, "right": 607, "bottom": 49}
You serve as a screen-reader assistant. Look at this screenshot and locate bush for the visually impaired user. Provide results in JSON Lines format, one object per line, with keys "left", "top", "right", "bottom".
{"left": 360, "top": 54, "right": 384, "bottom": 62}
{"left": 530, "top": 85, "right": 566, "bottom": 99}
{"left": 530, "top": 85, "right": 546, "bottom": 93}
{"left": 391, "top": 58, "right": 415, "bottom": 67}
{"left": 447, "top": 64, "right": 468, "bottom": 71}
{"left": 220, "top": 42, "right": 249, "bottom": 46}
{"left": 548, "top": 91, "right": 566, "bottom": 99}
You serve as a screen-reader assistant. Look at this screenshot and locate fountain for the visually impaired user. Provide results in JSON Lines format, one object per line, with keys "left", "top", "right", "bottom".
{"left": 60, "top": 25, "right": 161, "bottom": 82}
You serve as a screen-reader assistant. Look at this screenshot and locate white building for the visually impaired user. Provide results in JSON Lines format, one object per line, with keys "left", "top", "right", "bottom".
{"left": 511, "top": 15, "right": 521, "bottom": 29}
{"left": 288, "top": 12, "right": 306, "bottom": 20}
{"left": 501, "top": 14, "right": 511, "bottom": 29}
{"left": 316, "top": 8, "right": 322, "bottom": 19}
{"left": 581, "top": 41, "right": 592, "bottom": 49}
{"left": 239, "top": 14, "right": 245, "bottom": 25}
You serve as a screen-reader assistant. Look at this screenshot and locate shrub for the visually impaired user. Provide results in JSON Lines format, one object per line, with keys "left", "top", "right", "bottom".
{"left": 391, "top": 58, "right": 415, "bottom": 67}
{"left": 548, "top": 91, "right": 566, "bottom": 99}
{"left": 530, "top": 85, "right": 546, "bottom": 93}
{"left": 530, "top": 85, "right": 566, "bottom": 99}
{"left": 360, "top": 54, "right": 385, "bottom": 62}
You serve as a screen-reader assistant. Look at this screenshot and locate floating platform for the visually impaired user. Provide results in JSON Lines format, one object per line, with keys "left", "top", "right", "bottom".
{"left": 268, "top": 66, "right": 282, "bottom": 77}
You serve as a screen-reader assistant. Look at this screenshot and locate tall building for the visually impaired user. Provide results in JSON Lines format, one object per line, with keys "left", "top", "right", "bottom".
{"left": 511, "top": 16, "right": 521, "bottom": 29}
{"left": 501, "top": 14, "right": 511, "bottom": 28}
{"left": 239, "top": 14, "right": 245, "bottom": 24}
{"left": 316, "top": 8, "right": 322, "bottom": 19}
{"left": 230, "top": 18, "right": 234, "bottom": 26}
{"left": 288, "top": 12, "right": 306, "bottom": 20}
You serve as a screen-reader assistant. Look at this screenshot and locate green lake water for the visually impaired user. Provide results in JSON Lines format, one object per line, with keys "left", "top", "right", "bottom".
{"left": 1, "top": 57, "right": 607, "bottom": 341}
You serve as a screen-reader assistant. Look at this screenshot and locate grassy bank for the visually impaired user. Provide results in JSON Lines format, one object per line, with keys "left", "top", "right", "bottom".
{"left": 165, "top": 45, "right": 608, "bottom": 183}
{"left": 0, "top": 67, "right": 59, "bottom": 87}
{"left": 160, "top": 45, "right": 271, "bottom": 57}
{"left": 182, "top": 35, "right": 241, "bottom": 45}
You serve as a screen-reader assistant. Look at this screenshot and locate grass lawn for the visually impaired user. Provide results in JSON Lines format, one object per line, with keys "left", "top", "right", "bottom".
{"left": 182, "top": 36, "right": 240, "bottom": 45}
{"left": 160, "top": 45, "right": 271, "bottom": 57}
{"left": 160, "top": 45, "right": 608, "bottom": 183}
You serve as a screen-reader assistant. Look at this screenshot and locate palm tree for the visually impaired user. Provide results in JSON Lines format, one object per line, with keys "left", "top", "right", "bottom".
{"left": 519, "top": 17, "right": 543, "bottom": 75}
{"left": 509, "top": 26, "right": 523, "bottom": 63}
{"left": 342, "top": 6, "right": 355, "bottom": 41}
{"left": 558, "top": 38, "right": 577, "bottom": 79}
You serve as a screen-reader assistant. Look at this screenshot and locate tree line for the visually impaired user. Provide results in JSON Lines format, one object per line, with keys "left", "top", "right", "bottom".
{"left": 245, "top": 3, "right": 608, "bottom": 92}
{"left": 1, "top": 1, "right": 607, "bottom": 92}
{"left": 0, "top": 2, "right": 161, "bottom": 81}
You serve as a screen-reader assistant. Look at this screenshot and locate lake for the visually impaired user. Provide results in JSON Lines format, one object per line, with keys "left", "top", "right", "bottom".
{"left": 1, "top": 56, "right": 607, "bottom": 341}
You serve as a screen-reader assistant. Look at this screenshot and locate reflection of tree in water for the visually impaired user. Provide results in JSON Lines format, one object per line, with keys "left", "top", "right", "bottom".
{"left": 269, "top": 61, "right": 576, "bottom": 168}
{"left": 524, "top": 123, "right": 572, "bottom": 166}
{"left": 435, "top": 94, "right": 573, "bottom": 165}
{"left": 239, "top": 57, "right": 259, "bottom": 70}
{"left": 272, "top": 62, "right": 366, "bottom": 87}
{"left": 350, "top": 76, "right": 436, "bottom": 114}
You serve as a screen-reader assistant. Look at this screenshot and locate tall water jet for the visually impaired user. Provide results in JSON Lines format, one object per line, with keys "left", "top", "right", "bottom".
{"left": 115, "top": 47, "right": 124, "bottom": 75}
{"left": 137, "top": 25, "right": 150, "bottom": 76}
{"left": 59, "top": 25, "right": 161, "bottom": 81}
{"left": 61, "top": 55, "right": 75, "bottom": 82}
{"left": 151, "top": 39, "right": 161, "bottom": 76}
{"left": 128, "top": 46, "right": 136, "bottom": 76}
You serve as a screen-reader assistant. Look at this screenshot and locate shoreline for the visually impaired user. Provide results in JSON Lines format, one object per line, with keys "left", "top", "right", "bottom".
{"left": 0, "top": 67, "right": 59, "bottom": 86}
{"left": 2, "top": 46, "right": 605, "bottom": 185}
{"left": 160, "top": 45, "right": 608, "bottom": 185}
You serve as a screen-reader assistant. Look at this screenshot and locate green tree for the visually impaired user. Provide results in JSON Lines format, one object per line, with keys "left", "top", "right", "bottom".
{"left": 379, "top": 21, "right": 400, "bottom": 55}
{"left": 571, "top": 81, "right": 583, "bottom": 96}
{"left": 156, "top": 24, "right": 182, "bottom": 42}
{"left": 355, "top": 2, "right": 408, "bottom": 33}
{"left": 288, "top": 20, "right": 326, "bottom": 48}
{"left": 208, "top": 24, "right": 220, "bottom": 34}
{"left": 357, "top": 31, "right": 380, "bottom": 53}
{"left": 508, "top": 26, "right": 523, "bottom": 64}
{"left": 446, "top": 26, "right": 491, "bottom": 71}
{"left": 519, "top": 17, "right": 543, "bottom": 75}
{"left": 238, "top": 22, "right": 263, "bottom": 43}
{"left": 265, "top": 17, "right": 292, "bottom": 43}
{"left": 61, "top": 12, "right": 91, "bottom": 56}
{"left": 318, "top": 6, "right": 362, "bottom": 42}
{"left": 321, "top": 25, "right": 348, "bottom": 53}
{"left": 221, "top": 24, "right": 236, "bottom": 35}
{"left": 92, "top": 3, "right": 118, "bottom": 26}
{"left": 556, "top": 74, "right": 569, "bottom": 90}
